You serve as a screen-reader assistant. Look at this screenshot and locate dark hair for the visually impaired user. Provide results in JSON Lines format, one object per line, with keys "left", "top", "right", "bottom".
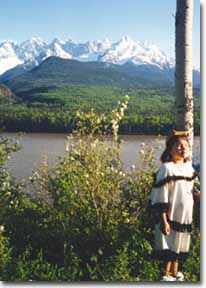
{"left": 160, "top": 135, "right": 189, "bottom": 163}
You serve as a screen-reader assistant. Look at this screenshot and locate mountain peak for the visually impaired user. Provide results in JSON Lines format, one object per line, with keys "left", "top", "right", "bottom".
{"left": 22, "top": 37, "right": 46, "bottom": 46}
{"left": 120, "top": 35, "right": 133, "bottom": 42}
{"left": 52, "top": 37, "right": 66, "bottom": 45}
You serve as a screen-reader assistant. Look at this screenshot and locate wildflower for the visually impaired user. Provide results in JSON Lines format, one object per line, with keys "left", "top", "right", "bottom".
{"left": 131, "top": 165, "right": 136, "bottom": 169}
{"left": 125, "top": 94, "right": 130, "bottom": 100}
{"left": 33, "top": 171, "right": 40, "bottom": 178}
{"left": 122, "top": 103, "right": 127, "bottom": 109}
{"left": 125, "top": 218, "right": 130, "bottom": 223}
{"left": 91, "top": 140, "right": 98, "bottom": 149}
{"left": 115, "top": 112, "right": 121, "bottom": 120}
{"left": 65, "top": 144, "right": 70, "bottom": 152}
{"left": 0, "top": 226, "right": 4, "bottom": 232}
{"left": 96, "top": 118, "right": 101, "bottom": 124}
{"left": 140, "top": 149, "right": 145, "bottom": 155}
{"left": 119, "top": 171, "right": 125, "bottom": 177}
{"left": 120, "top": 107, "right": 124, "bottom": 115}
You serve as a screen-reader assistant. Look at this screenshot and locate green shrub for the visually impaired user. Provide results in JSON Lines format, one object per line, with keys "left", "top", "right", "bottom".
{"left": 0, "top": 98, "right": 200, "bottom": 281}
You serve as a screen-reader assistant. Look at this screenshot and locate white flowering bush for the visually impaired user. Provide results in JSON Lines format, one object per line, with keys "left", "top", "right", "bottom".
{"left": 0, "top": 136, "right": 23, "bottom": 278}
{"left": 16, "top": 96, "right": 160, "bottom": 281}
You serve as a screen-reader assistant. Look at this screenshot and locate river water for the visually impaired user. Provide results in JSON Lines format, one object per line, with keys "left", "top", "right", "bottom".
{"left": 2, "top": 133, "right": 200, "bottom": 181}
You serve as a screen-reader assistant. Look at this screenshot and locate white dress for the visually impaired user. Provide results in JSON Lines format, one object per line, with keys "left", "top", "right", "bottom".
{"left": 150, "top": 161, "right": 197, "bottom": 260}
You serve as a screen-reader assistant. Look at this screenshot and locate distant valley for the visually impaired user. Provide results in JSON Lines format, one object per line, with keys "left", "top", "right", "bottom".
{"left": 0, "top": 36, "right": 200, "bottom": 135}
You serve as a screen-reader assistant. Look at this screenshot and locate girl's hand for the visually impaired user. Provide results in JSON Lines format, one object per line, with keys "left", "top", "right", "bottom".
{"left": 160, "top": 221, "right": 171, "bottom": 235}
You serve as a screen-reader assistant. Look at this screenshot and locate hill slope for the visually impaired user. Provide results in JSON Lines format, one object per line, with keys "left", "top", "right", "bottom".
{"left": 4, "top": 56, "right": 174, "bottom": 93}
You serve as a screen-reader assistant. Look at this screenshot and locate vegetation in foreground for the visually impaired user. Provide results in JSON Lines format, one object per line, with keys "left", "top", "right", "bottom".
{"left": 0, "top": 97, "right": 200, "bottom": 281}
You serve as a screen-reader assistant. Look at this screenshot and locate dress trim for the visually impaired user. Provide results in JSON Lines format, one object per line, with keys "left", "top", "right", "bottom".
{"left": 152, "top": 249, "right": 189, "bottom": 261}
{"left": 168, "top": 219, "right": 192, "bottom": 233}
{"left": 149, "top": 202, "right": 169, "bottom": 213}
{"left": 148, "top": 201, "right": 193, "bottom": 232}
{"left": 153, "top": 172, "right": 197, "bottom": 188}
{"left": 148, "top": 202, "right": 169, "bottom": 226}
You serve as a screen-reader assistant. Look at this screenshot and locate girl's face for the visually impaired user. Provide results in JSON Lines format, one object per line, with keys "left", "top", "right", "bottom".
{"left": 171, "top": 138, "right": 189, "bottom": 162}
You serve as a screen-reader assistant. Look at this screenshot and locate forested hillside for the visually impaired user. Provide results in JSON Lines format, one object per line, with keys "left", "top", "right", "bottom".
{"left": 0, "top": 82, "right": 200, "bottom": 135}
{"left": 0, "top": 57, "right": 200, "bottom": 135}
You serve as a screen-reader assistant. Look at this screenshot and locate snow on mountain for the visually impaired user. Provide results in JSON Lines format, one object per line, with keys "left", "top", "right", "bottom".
{"left": 0, "top": 36, "right": 175, "bottom": 76}
{"left": 131, "top": 43, "right": 174, "bottom": 69}
{"left": 78, "top": 39, "right": 112, "bottom": 62}
{"left": 0, "top": 41, "right": 23, "bottom": 75}
{"left": 99, "top": 36, "right": 174, "bottom": 69}
{"left": 44, "top": 38, "right": 72, "bottom": 60}
{"left": 98, "top": 35, "right": 136, "bottom": 64}
{"left": 62, "top": 38, "right": 112, "bottom": 62}
{"left": 16, "top": 37, "right": 47, "bottom": 66}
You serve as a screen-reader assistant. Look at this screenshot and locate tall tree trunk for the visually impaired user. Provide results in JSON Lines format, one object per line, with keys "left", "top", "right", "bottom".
{"left": 175, "top": 0, "right": 194, "bottom": 148}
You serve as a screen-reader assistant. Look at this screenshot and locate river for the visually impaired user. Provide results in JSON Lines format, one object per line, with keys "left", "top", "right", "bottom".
{"left": 2, "top": 133, "right": 200, "bottom": 181}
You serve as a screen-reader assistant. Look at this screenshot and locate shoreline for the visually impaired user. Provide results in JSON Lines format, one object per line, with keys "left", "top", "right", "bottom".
{"left": 1, "top": 131, "right": 201, "bottom": 137}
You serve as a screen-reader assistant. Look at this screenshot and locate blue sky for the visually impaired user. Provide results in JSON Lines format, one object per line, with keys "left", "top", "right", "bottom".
{"left": 0, "top": 0, "right": 200, "bottom": 67}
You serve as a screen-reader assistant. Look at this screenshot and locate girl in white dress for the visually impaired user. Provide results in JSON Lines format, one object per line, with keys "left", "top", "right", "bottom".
{"left": 150, "top": 130, "right": 199, "bottom": 281}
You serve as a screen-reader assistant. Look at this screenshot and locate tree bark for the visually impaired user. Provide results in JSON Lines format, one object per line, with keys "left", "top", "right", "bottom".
{"left": 175, "top": 0, "right": 194, "bottom": 148}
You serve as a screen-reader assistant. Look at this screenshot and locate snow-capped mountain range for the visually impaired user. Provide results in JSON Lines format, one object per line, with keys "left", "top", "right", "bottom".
{"left": 0, "top": 36, "right": 175, "bottom": 76}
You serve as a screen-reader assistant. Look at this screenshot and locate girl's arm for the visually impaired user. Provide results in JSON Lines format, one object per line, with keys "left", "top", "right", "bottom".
{"left": 160, "top": 212, "right": 170, "bottom": 235}
{"left": 193, "top": 173, "right": 200, "bottom": 206}
{"left": 193, "top": 176, "right": 200, "bottom": 229}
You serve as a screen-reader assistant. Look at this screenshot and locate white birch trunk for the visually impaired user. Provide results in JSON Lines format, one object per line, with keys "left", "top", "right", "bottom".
{"left": 175, "top": 0, "right": 194, "bottom": 149}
